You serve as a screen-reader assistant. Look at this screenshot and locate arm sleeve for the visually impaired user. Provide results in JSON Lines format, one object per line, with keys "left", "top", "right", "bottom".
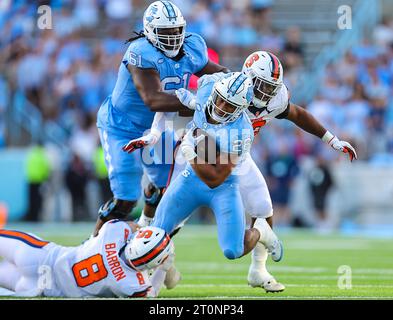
{"left": 186, "top": 33, "right": 209, "bottom": 74}
{"left": 100, "top": 220, "right": 132, "bottom": 248}
{"left": 274, "top": 85, "right": 291, "bottom": 119}
{"left": 275, "top": 102, "right": 291, "bottom": 119}
{"left": 123, "top": 42, "right": 156, "bottom": 69}
{"left": 150, "top": 112, "right": 176, "bottom": 138}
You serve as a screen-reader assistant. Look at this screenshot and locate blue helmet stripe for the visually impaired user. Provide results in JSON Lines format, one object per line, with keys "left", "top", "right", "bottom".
{"left": 161, "top": 1, "right": 177, "bottom": 21}
{"left": 227, "top": 74, "right": 247, "bottom": 96}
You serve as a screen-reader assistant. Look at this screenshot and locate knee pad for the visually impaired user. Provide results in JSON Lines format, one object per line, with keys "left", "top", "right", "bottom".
{"left": 143, "top": 183, "right": 165, "bottom": 207}
{"left": 98, "top": 198, "right": 136, "bottom": 221}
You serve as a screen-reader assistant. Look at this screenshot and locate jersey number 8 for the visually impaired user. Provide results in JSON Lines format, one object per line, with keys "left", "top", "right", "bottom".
{"left": 72, "top": 254, "right": 108, "bottom": 287}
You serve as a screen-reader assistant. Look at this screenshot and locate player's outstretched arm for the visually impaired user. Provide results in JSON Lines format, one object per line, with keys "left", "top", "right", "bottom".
{"left": 129, "top": 65, "right": 189, "bottom": 112}
{"left": 122, "top": 112, "right": 166, "bottom": 153}
{"left": 146, "top": 247, "right": 176, "bottom": 298}
{"left": 284, "top": 102, "right": 357, "bottom": 161}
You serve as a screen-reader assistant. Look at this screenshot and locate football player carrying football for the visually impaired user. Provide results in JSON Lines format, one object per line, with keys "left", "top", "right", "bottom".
{"left": 151, "top": 72, "right": 284, "bottom": 265}
{"left": 124, "top": 51, "right": 357, "bottom": 293}
{"left": 0, "top": 223, "right": 174, "bottom": 298}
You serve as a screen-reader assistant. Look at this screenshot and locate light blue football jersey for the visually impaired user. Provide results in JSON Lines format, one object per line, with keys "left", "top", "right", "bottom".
{"left": 189, "top": 75, "right": 254, "bottom": 158}
{"left": 97, "top": 33, "right": 209, "bottom": 138}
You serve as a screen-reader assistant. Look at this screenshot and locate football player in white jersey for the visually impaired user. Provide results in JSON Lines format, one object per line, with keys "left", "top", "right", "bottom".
{"left": 0, "top": 223, "right": 174, "bottom": 298}
{"left": 240, "top": 51, "right": 356, "bottom": 292}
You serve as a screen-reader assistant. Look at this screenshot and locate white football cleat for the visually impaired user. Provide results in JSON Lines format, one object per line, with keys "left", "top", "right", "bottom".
{"left": 164, "top": 265, "right": 181, "bottom": 290}
{"left": 261, "top": 278, "right": 286, "bottom": 293}
{"left": 248, "top": 269, "right": 285, "bottom": 293}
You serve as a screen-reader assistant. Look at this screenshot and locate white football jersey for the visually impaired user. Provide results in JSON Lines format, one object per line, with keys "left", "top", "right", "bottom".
{"left": 42, "top": 221, "right": 151, "bottom": 298}
{"left": 246, "top": 85, "right": 290, "bottom": 136}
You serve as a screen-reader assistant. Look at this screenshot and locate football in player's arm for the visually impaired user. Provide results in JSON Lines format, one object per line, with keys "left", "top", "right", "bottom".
{"left": 151, "top": 72, "right": 283, "bottom": 262}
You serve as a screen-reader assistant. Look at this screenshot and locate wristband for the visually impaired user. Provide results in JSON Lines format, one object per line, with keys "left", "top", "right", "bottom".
{"left": 188, "top": 99, "right": 196, "bottom": 110}
{"left": 181, "top": 145, "right": 197, "bottom": 162}
{"left": 321, "top": 131, "right": 335, "bottom": 144}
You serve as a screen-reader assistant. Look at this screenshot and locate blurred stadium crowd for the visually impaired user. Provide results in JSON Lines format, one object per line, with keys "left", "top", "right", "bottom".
{"left": 1, "top": 0, "right": 393, "bottom": 226}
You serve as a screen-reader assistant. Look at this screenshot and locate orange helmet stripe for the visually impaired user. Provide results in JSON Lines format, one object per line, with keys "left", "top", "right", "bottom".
{"left": 131, "top": 234, "right": 170, "bottom": 267}
{"left": 267, "top": 53, "right": 280, "bottom": 80}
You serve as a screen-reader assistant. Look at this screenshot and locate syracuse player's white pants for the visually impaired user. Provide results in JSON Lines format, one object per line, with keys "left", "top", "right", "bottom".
{"left": 170, "top": 151, "right": 273, "bottom": 220}
{"left": 0, "top": 230, "right": 52, "bottom": 297}
{"left": 237, "top": 153, "right": 273, "bottom": 219}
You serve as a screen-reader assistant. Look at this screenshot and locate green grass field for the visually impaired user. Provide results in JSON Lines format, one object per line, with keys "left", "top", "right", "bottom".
{"left": 1, "top": 223, "right": 393, "bottom": 300}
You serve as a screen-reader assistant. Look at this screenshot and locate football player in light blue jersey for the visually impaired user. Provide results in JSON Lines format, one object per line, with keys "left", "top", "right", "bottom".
{"left": 94, "top": 1, "right": 228, "bottom": 236}
{"left": 152, "top": 72, "right": 283, "bottom": 260}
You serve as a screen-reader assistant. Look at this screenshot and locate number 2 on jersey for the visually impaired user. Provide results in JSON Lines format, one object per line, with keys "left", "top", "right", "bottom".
{"left": 72, "top": 254, "right": 108, "bottom": 287}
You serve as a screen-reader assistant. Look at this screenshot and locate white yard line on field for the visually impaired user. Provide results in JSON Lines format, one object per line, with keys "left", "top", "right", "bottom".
{"left": 175, "top": 284, "right": 393, "bottom": 288}
{"left": 182, "top": 274, "right": 393, "bottom": 280}
{"left": 157, "top": 296, "right": 393, "bottom": 300}
{"left": 177, "top": 263, "right": 393, "bottom": 275}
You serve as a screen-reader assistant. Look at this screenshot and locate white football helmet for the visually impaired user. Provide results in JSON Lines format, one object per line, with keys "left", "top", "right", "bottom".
{"left": 125, "top": 226, "right": 173, "bottom": 271}
{"left": 242, "top": 51, "right": 283, "bottom": 108}
{"left": 143, "top": 1, "right": 186, "bottom": 58}
{"left": 207, "top": 72, "right": 254, "bottom": 124}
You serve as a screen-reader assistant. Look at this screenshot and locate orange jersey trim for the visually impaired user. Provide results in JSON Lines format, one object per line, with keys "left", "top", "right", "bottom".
{"left": 0, "top": 229, "right": 49, "bottom": 248}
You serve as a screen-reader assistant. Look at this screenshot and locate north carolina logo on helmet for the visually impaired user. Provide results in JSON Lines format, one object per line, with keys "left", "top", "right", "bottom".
{"left": 207, "top": 72, "right": 253, "bottom": 124}
{"left": 143, "top": 1, "right": 186, "bottom": 58}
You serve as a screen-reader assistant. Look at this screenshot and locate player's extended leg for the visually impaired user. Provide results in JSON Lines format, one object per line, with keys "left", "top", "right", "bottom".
{"left": 151, "top": 169, "right": 205, "bottom": 289}
{"left": 238, "top": 155, "right": 285, "bottom": 292}
{"left": 0, "top": 230, "right": 50, "bottom": 296}
{"left": 94, "top": 129, "right": 143, "bottom": 235}
{"left": 211, "top": 183, "right": 256, "bottom": 259}
{"left": 0, "top": 261, "right": 21, "bottom": 292}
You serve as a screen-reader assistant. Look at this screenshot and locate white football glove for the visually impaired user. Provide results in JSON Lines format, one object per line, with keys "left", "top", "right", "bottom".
{"left": 197, "top": 72, "right": 230, "bottom": 88}
{"left": 122, "top": 133, "right": 159, "bottom": 154}
{"left": 181, "top": 128, "right": 206, "bottom": 162}
{"left": 322, "top": 131, "right": 358, "bottom": 162}
{"left": 160, "top": 242, "right": 175, "bottom": 272}
{"left": 175, "top": 88, "right": 196, "bottom": 110}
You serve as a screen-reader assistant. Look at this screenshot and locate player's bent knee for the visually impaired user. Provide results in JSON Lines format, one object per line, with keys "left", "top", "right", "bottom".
{"left": 223, "top": 248, "right": 243, "bottom": 260}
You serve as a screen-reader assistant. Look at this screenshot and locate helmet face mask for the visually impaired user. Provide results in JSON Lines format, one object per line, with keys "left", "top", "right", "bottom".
{"left": 207, "top": 72, "right": 254, "bottom": 124}
{"left": 252, "top": 76, "right": 282, "bottom": 107}
{"left": 153, "top": 26, "right": 185, "bottom": 56}
{"left": 208, "top": 90, "right": 243, "bottom": 124}
{"left": 143, "top": 1, "right": 186, "bottom": 58}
